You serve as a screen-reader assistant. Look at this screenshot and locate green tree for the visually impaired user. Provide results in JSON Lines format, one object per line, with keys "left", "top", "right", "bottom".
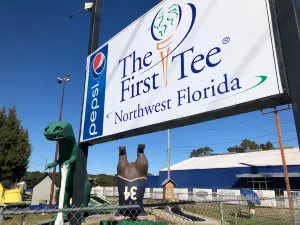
{"left": 260, "top": 144, "right": 266, "bottom": 150}
{"left": 22, "top": 171, "right": 45, "bottom": 186}
{"left": 227, "top": 139, "right": 259, "bottom": 153}
{"left": 190, "top": 147, "right": 213, "bottom": 158}
{"left": 0, "top": 107, "right": 7, "bottom": 184}
{"left": 240, "top": 139, "right": 259, "bottom": 151}
{"left": 0, "top": 106, "right": 32, "bottom": 187}
{"left": 227, "top": 145, "right": 245, "bottom": 153}
{"left": 95, "top": 174, "right": 116, "bottom": 186}
{"left": 265, "top": 141, "right": 274, "bottom": 150}
{"left": 260, "top": 141, "right": 274, "bottom": 150}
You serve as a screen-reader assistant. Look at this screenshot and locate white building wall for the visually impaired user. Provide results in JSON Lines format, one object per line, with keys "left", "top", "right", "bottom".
{"left": 31, "top": 176, "right": 56, "bottom": 205}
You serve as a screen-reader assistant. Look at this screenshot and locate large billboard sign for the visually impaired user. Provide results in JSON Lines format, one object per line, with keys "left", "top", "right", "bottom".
{"left": 80, "top": 0, "right": 287, "bottom": 144}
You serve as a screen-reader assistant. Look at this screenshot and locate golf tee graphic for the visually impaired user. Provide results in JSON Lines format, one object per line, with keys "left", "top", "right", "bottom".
{"left": 151, "top": 4, "right": 182, "bottom": 87}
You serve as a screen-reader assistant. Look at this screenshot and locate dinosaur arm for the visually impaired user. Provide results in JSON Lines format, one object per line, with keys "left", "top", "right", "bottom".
{"left": 46, "top": 160, "right": 60, "bottom": 169}
{"left": 61, "top": 156, "right": 76, "bottom": 166}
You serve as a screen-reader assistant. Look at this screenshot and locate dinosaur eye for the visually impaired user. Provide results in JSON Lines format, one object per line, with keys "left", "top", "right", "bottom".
{"left": 58, "top": 127, "right": 62, "bottom": 131}
{"left": 44, "top": 127, "right": 49, "bottom": 132}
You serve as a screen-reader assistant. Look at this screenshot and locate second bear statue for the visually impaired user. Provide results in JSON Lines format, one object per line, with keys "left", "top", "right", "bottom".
{"left": 115, "top": 144, "right": 148, "bottom": 221}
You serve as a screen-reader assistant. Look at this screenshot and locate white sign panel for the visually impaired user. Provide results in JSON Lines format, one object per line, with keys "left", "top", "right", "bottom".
{"left": 174, "top": 188, "right": 189, "bottom": 200}
{"left": 144, "top": 188, "right": 151, "bottom": 199}
{"left": 217, "top": 189, "right": 240, "bottom": 204}
{"left": 151, "top": 188, "right": 163, "bottom": 200}
{"left": 192, "top": 188, "right": 212, "bottom": 201}
{"left": 253, "top": 190, "right": 276, "bottom": 207}
{"left": 80, "top": 0, "right": 283, "bottom": 143}
{"left": 217, "top": 189, "right": 240, "bottom": 198}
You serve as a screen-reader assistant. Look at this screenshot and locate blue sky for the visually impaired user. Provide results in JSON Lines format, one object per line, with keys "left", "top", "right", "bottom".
{"left": 0, "top": 0, "right": 299, "bottom": 175}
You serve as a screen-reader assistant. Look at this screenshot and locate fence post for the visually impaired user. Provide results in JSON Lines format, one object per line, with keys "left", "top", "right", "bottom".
{"left": 21, "top": 214, "right": 27, "bottom": 225}
{"left": 292, "top": 197, "right": 297, "bottom": 225}
{"left": 236, "top": 196, "right": 240, "bottom": 225}
{"left": 220, "top": 194, "right": 225, "bottom": 225}
{"left": 0, "top": 207, "right": 3, "bottom": 225}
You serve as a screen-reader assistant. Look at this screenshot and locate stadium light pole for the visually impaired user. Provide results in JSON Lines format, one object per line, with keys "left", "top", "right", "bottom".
{"left": 49, "top": 74, "right": 71, "bottom": 208}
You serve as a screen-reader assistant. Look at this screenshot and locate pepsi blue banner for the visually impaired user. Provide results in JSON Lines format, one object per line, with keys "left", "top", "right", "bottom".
{"left": 80, "top": 0, "right": 285, "bottom": 143}
{"left": 82, "top": 45, "right": 108, "bottom": 141}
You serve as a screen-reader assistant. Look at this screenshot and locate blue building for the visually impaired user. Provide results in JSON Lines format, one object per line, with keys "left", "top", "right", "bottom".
{"left": 149, "top": 149, "right": 300, "bottom": 192}
{"left": 146, "top": 175, "right": 160, "bottom": 188}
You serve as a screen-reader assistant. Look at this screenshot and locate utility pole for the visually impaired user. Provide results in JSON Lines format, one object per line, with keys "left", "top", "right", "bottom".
{"left": 167, "top": 129, "right": 171, "bottom": 180}
{"left": 261, "top": 105, "right": 292, "bottom": 210}
{"left": 48, "top": 74, "right": 71, "bottom": 208}
{"left": 71, "top": 0, "right": 102, "bottom": 224}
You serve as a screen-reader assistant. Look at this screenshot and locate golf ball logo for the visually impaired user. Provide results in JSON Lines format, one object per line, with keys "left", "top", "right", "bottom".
{"left": 151, "top": 4, "right": 182, "bottom": 41}
{"left": 151, "top": 4, "right": 182, "bottom": 87}
{"left": 92, "top": 52, "right": 106, "bottom": 79}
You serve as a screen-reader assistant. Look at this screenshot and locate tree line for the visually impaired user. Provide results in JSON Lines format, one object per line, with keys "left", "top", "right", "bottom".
{"left": 190, "top": 139, "right": 292, "bottom": 158}
{"left": 23, "top": 172, "right": 155, "bottom": 187}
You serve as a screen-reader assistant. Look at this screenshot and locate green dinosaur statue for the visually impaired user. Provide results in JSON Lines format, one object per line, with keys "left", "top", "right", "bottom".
{"left": 44, "top": 121, "right": 90, "bottom": 209}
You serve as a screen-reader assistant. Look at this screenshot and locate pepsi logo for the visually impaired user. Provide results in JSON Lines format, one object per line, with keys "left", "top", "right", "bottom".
{"left": 92, "top": 52, "right": 106, "bottom": 78}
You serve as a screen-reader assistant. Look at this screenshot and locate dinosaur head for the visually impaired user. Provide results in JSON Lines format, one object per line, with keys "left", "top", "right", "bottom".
{"left": 44, "top": 121, "right": 75, "bottom": 142}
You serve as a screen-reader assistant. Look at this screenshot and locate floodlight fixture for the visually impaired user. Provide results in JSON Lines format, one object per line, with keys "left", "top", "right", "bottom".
{"left": 66, "top": 74, "right": 71, "bottom": 82}
{"left": 57, "top": 77, "right": 63, "bottom": 83}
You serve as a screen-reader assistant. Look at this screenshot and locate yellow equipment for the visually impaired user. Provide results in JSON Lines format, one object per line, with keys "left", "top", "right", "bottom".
{"left": 0, "top": 183, "right": 22, "bottom": 204}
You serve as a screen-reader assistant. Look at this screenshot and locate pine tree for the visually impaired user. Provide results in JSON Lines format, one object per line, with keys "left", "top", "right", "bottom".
{"left": 0, "top": 106, "right": 32, "bottom": 187}
{"left": 265, "top": 141, "right": 274, "bottom": 150}
{"left": 190, "top": 147, "right": 214, "bottom": 157}
{"left": 0, "top": 107, "right": 7, "bottom": 182}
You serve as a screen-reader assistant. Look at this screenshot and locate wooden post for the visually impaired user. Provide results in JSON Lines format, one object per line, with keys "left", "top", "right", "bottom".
{"left": 275, "top": 110, "right": 293, "bottom": 210}
{"left": 261, "top": 106, "right": 293, "bottom": 210}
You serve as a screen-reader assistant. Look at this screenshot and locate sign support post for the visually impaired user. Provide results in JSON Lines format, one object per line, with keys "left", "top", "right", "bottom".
{"left": 274, "top": 0, "right": 300, "bottom": 146}
{"left": 71, "top": 0, "right": 102, "bottom": 224}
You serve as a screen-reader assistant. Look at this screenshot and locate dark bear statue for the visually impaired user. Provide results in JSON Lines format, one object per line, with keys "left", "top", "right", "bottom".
{"left": 115, "top": 144, "right": 148, "bottom": 221}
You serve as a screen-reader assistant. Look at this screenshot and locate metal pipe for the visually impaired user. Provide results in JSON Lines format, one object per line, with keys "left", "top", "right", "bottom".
{"left": 167, "top": 129, "right": 170, "bottom": 180}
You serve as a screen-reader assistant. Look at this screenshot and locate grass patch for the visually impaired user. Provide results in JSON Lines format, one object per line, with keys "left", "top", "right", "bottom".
{"left": 3, "top": 213, "right": 54, "bottom": 225}
{"left": 183, "top": 203, "right": 298, "bottom": 225}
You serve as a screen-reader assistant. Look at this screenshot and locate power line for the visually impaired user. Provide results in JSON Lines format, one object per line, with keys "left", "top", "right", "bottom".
{"left": 172, "top": 138, "right": 298, "bottom": 154}
{"left": 174, "top": 129, "right": 296, "bottom": 149}
{"left": 179, "top": 121, "right": 293, "bottom": 131}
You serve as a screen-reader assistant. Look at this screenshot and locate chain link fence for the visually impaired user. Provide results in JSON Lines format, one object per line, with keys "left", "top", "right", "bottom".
{"left": 1, "top": 196, "right": 299, "bottom": 225}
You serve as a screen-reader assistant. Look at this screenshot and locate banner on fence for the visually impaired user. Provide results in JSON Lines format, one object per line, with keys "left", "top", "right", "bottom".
{"left": 103, "top": 187, "right": 114, "bottom": 197}
{"left": 174, "top": 188, "right": 189, "bottom": 200}
{"left": 217, "top": 189, "right": 240, "bottom": 204}
{"left": 144, "top": 188, "right": 151, "bottom": 199}
{"left": 252, "top": 190, "right": 276, "bottom": 207}
{"left": 192, "top": 189, "right": 213, "bottom": 201}
{"left": 151, "top": 188, "right": 163, "bottom": 200}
